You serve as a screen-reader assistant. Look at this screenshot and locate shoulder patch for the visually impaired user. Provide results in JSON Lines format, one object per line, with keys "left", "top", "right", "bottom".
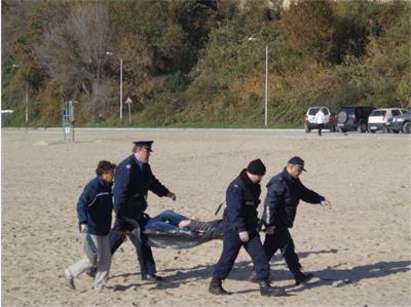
{"left": 233, "top": 184, "right": 239, "bottom": 188}
{"left": 126, "top": 164, "right": 131, "bottom": 169}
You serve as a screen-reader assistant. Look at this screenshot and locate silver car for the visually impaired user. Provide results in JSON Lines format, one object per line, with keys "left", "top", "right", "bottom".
{"left": 390, "top": 109, "right": 411, "bottom": 134}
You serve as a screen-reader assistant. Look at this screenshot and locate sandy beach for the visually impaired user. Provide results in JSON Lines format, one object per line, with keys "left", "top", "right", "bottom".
{"left": 2, "top": 128, "right": 411, "bottom": 306}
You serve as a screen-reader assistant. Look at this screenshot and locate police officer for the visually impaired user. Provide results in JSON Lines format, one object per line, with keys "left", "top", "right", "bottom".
{"left": 110, "top": 141, "right": 176, "bottom": 281}
{"left": 262, "top": 156, "right": 332, "bottom": 285}
{"left": 209, "top": 159, "right": 285, "bottom": 297}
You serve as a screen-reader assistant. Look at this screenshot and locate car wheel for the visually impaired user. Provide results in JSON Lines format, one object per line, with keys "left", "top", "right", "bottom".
{"left": 402, "top": 122, "right": 411, "bottom": 134}
{"left": 370, "top": 129, "right": 376, "bottom": 134}
{"left": 337, "top": 112, "right": 348, "bottom": 123}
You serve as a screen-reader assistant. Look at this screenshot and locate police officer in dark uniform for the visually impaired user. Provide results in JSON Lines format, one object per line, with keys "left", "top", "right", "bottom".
{"left": 110, "top": 141, "right": 176, "bottom": 281}
{"left": 209, "top": 159, "right": 285, "bottom": 297}
{"left": 262, "top": 156, "right": 332, "bottom": 285}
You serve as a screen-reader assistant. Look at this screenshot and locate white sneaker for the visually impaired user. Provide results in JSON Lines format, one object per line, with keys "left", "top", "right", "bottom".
{"left": 95, "top": 284, "right": 108, "bottom": 293}
{"left": 64, "top": 269, "right": 76, "bottom": 289}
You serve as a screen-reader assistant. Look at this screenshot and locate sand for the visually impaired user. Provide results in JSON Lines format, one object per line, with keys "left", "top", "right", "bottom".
{"left": 2, "top": 128, "right": 411, "bottom": 306}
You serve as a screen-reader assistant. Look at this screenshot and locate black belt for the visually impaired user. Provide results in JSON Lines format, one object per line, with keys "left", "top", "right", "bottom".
{"left": 131, "top": 193, "right": 147, "bottom": 200}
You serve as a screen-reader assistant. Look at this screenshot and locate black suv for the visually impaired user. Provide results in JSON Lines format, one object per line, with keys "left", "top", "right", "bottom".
{"left": 336, "top": 106, "right": 375, "bottom": 133}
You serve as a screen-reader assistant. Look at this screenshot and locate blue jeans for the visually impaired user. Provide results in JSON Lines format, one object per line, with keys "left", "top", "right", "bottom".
{"left": 144, "top": 210, "right": 188, "bottom": 232}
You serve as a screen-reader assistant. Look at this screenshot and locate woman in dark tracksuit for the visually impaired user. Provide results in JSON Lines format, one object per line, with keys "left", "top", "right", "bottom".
{"left": 65, "top": 161, "right": 116, "bottom": 291}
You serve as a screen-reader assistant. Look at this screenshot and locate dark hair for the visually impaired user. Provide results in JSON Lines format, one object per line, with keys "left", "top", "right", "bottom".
{"left": 96, "top": 160, "right": 116, "bottom": 176}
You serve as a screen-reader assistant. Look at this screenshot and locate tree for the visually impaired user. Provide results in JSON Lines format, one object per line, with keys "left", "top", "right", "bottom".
{"left": 109, "top": 34, "right": 153, "bottom": 106}
{"left": 35, "top": 2, "right": 112, "bottom": 118}
{"left": 282, "top": 0, "right": 336, "bottom": 64}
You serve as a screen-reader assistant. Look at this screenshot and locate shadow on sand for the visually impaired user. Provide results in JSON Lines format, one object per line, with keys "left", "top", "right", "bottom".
{"left": 288, "top": 260, "right": 411, "bottom": 292}
{"left": 109, "top": 248, "right": 410, "bottom": 294}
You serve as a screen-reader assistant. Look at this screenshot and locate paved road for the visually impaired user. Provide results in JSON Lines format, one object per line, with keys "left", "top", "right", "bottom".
{"left": 3, "top": 127, "right": 410, "bottom": 139}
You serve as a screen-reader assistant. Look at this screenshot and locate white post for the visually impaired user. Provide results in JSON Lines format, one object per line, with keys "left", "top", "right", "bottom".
{"left": 120, "top": 58, "right": 123, "bottom": 121}
{"left": 25, "top": 81, "right": 29, "bottom": 125}
{"left": 265, "top": 45, "right": 268, "bottom": 128}
{"left": 128, "top": 103, "right": 131, "bottom": 124}
{"left": 70, "top": 100, "right": 75, "bottom": 142}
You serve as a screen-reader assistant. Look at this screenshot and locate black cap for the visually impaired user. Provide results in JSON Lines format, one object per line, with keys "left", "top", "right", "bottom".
{"left": 133, "top": 140, "right": 154, "bottom": 152}
{"left": 288, "top": 156, "right": 306, "bottom": 172}
{"left": 247, "top": 159, "right": 266, "bottom": 175}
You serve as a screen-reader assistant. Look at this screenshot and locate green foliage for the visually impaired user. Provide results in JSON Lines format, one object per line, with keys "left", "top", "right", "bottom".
{"left": 2, "top": 0, "right": 410, "bottom": 128}
{"left": 282, "top": 0, "right": 336, "bottom": 64}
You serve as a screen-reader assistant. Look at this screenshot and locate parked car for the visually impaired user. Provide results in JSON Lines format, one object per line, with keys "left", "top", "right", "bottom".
{"left": 368, "top": 108, "right": 405, "bottom": 133}
{"left": 336, "top": 106, "right": 375, "bottom": 133}
{"left": 390, "top": 109, "right": 411, "bottom": 134}
{"left": 384, "top": 109, "right": 408, "bottom": 133}
{"left": 304, "top": 106, "right": 336, "bottom": 133}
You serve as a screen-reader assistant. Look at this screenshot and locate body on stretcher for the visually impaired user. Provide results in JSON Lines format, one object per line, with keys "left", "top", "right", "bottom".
{"left": 121, "top": 210, "right": 225, "bottom": 249}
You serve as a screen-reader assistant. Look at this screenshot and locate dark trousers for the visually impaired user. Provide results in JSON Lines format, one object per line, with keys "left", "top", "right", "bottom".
{"left": 263, "top": 228, "right": 302, "bottom": 275}
{"left": 318, "top": 124, "right": 324, "bottom": 136}
{"left": 213, "top": 228, "right": 269, "bottom": 281}
{"left": 110, "top": 226, "right": 156, "bottom": 276}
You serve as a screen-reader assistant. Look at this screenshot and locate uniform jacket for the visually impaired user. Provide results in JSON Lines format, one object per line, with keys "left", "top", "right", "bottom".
{"left": 262, "top": 168, "right": 324, "bottom": 229}
{"left": 76, "top": 176, "right": 113, "bottom": 236}
{"left": 224, "top": 169, "right": 262, "bottom": 233}
{"left": 113, "top": 154, "right": 169, "bottom": 229}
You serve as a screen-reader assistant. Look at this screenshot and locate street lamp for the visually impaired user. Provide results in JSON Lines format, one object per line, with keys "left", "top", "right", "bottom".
{"left": 248, "top": 37, "right": 268, "bottom": 128}
{"left": 106, "top": 51, "right": 123, "bottom": 121}
{"left": 12, "top": 64, "right": 29, "bottom": 126}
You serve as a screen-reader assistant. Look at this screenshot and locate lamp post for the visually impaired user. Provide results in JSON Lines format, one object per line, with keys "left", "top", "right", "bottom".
{"left": 106, "top": 51, "right": 123, "bottom": 121}
{"left": 264, "top": 45, "right": 268, "bottom": 128}
{"left": 248, "top": 37, "right": 268, "bottom": 128}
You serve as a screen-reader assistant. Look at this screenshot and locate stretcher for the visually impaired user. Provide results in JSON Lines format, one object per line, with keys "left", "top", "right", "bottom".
{"left": 143, "top": 219, "right": 225, "bottom": 249}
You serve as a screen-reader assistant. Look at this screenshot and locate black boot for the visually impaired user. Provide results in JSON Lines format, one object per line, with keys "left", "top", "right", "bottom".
{"left": 142, "top": 273, "right": 163, "bottom": 282}
{"left": 208, "top": 277, "right": 231, "bottom": 295}
{"left": 294, "top": 272, "right": 314, "bottom": 285}
{"left": 259, "top": 280, "right": 286, "bottom": 296}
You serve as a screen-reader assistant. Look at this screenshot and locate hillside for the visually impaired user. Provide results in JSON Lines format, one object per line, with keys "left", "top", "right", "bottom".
{"left": 2, "top": 0, "right": 410, "bottom": 127}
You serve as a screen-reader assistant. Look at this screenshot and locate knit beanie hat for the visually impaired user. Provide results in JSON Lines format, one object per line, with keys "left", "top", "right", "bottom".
{"left": 247, "top": 159, "right": 266, "bottom": 175}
